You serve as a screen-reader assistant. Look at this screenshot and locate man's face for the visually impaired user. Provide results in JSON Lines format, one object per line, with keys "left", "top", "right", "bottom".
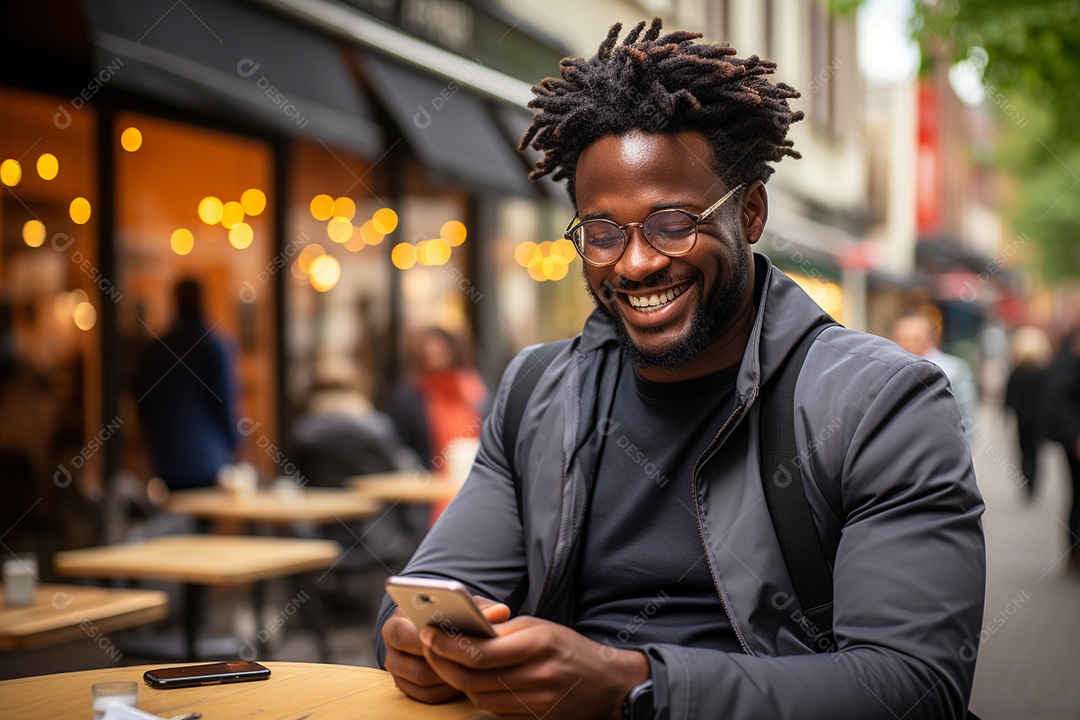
{"left": 574, "top": 130, "right": 756, "bottom": 373}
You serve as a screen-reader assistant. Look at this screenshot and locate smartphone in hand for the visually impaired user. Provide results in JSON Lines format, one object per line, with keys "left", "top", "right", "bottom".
{"left": 143, "top": 661, "right": 271, "bottom": 689}
{"left": 385, "top": 576, "right": 498, "bottom": 638}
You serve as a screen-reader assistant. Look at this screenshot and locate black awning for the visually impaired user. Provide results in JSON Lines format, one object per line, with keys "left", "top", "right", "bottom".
{"left": 80, "top": 0, "right": 382, "bottom": 158}
{"left": 491, "top": 103, "right": 571, "bottom": 205}
{"left": 362, "top": 53, "right": 534, "bottom": 197}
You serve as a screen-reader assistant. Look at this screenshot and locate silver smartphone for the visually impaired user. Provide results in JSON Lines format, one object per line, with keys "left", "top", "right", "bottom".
{"left": 385, "top": 576, "right": 498, "bottom": 638}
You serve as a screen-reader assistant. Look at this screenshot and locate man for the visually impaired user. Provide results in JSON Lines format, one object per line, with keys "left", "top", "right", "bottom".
{"left": 893, "top": 310, "right": 979, "bottom": 442}
{"left": 377, "top": 19, "right": 985, "bottom": 720}
{"left": 134, "top": 279, "right": 239, "bottom": 490}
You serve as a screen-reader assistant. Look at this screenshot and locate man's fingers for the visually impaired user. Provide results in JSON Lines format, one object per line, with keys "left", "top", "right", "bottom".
{"left": 383, "top": 609, "right": 425, "bottom": 655}
{"left": 391, "top": 674, "right": 463, "bottom": 705}
{"left": 384, "top": 647, "right": 447, "bottom": 689}
{"left": 473, "top": 595, "right": 512, "bottom": 624}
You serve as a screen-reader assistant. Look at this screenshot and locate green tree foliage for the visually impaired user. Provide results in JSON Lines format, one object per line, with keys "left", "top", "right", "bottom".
{"left": 917, "top": 0, "right": 1080, "bottom": 280}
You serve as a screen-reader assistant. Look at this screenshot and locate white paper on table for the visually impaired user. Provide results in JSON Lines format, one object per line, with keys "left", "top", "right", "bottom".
{"left": 102, "top": 705, "right": 165, "bottom": 720}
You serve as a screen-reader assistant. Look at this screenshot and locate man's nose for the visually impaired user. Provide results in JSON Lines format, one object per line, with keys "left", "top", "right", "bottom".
{"left": 612, "top": 226, "right": 671, "bottom": 281}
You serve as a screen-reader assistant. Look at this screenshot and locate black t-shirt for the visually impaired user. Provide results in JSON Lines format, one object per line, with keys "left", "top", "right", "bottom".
{"left": 573, "top": 356, "right": 743, "bottom": 652}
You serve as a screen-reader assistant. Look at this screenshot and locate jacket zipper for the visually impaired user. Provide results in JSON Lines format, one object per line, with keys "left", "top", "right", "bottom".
{"left": 692, "top": 395, "right": 753, "bottom": 655}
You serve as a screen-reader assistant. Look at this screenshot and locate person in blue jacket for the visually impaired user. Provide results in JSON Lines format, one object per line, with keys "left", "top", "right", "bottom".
{"left": 377, "top": 19, "right": 985, "bottom": 720}
{"left": 134, "top": 279, "right": 239, "bottom": 490}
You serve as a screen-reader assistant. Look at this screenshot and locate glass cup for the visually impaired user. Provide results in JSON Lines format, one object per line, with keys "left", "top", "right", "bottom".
{"left": 3, "top": 552, "right": 38, "bottom": 607}
{"left": 91, "top": 681, "right": 138, "bottom": 719}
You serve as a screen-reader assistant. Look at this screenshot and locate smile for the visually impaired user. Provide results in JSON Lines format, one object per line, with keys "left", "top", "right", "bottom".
{"left": 625, "top": 284, "right": 688, "bottom": 312}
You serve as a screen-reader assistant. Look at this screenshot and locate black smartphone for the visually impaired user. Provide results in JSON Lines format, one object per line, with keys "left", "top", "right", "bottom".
{"left": 385, "top": 576, "right": 498, "bottom": 638}
{"left": 143, "top": 661, "right": 271, "bottom": 689}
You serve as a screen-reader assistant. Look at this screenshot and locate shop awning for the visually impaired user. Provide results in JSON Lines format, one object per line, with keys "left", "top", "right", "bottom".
{"left": 79, "top": 0, "right": 382, "bottom": 158}
{"left": 362, "top": 53, "right": 534, "bottom": 197}
{"left": 491, "top": 104, "right": 572, "bottom": 205}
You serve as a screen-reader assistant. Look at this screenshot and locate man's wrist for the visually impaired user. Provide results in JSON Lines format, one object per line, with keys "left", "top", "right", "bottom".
{"left": 610, "top": 650, "right": 651, "bottom": 720}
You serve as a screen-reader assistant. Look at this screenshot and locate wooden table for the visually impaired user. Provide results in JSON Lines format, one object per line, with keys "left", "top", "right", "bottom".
{"left": 165, "top": 487, "right": 382, "bottom": 526}
{"left": 53, "top": 536, "right": 341, "bottom": 660}
{"left": 0, "top": 661, "right": 495, "bottom": 719}
{"left": 0, "top": 584, "right": 168, "bottom": 652}
{"left": 347, "top": 470, "right": 465, "bottom": 505}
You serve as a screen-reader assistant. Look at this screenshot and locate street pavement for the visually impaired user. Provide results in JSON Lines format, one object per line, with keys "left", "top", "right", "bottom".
{"left": 967, "top": 404, "right": 1080, "bottom": 720}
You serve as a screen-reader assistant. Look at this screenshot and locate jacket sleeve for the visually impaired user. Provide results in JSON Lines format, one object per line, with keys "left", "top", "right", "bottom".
{"left": 644, "top": 359, "right": 986, "bottom": 720}
{"left": 374, "top": 351, "right": 530, "bottom": 666}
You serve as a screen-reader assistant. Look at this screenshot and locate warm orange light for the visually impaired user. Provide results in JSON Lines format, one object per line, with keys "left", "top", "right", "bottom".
{"left": 310, "top": 194, "right": 334, "bottom": 221}
{"left": 327, "top": 217, "right": 354, "bottom": 244}
{"left": 359, "top": 220, "right": 384, "bottom": 245}
{"left": 0, "top": 159, "right": 21, "bottom": 186}
{"left": 344, "top": 233, "right": 366, "bottom": 252}
{"left": 171, "top": 228, "right": 195, "bottom": 255}
{"left": 36, "top": 153, "right": 58, "bottom": 180}
{"left": 240, "top": 188, "right": 266, "bottom": 216}
{"left": 22, "top": 220, "right": 46, "bottom": 247}
{"left": 332, "top": 196, "right": 356, "bottom": 221}
{"left": 553, "top": 239, "right": 577, "bottom": 262}
{"left": 391, "top": 243, "right": 416, "bottom": 270}
{"left": 198, "top": 196, "right": 224, "bottom": 225}
{"left": 229, "top": 222, "right": 254, "bottom": 249}
{"left": 73, "top": 302, "right": 97, "bottom": 330}
{"left": 372, "top": 208, "right": 399, "bottom": 234}
{"left": 514, "top": 242, "right": 539, "bottom": 267}
{"left": 120, "top": 127, "right": 143, "bottom": 152}
{"left": 309, "top": 254, "right": 341, "bottom": 292}
{"left": 440, "top": 220, "right": 467, "bottom": 247}
{"left": 221, "top": 201, "right": 244, "bottom": 229}
{"left": 298, "top": 244, "right": 325, "bottom": 274}
{"left": 70, "top": 197, "right": 92, "bottom": 225}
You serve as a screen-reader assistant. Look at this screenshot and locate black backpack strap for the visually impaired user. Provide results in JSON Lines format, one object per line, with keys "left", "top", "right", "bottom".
{"left": 760, "top": 322, "right": 837, "bottom": 650}
{"left": 502, "top": 342, "right": 564, "bottom": 521}
{"left": 500, "top": 342, "right": 564, "bottom": 612}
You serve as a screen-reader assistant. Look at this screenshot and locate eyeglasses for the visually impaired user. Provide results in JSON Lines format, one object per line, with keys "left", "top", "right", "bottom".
{"left": 564, "top": 184, "right": 744, "bottom": 267}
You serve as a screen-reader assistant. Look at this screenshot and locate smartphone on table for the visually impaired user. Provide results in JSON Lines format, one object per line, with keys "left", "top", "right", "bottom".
{"left": 385, "top": 576, "right": 498, "bottom": 638}
{"left": 143, "top": 661, "right": 271, "bottom": 689}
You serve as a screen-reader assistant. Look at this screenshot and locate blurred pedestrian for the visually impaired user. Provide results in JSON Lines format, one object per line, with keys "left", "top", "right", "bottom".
{"left": 893, "top": 310, "right": 979, "bottom": 442}
{"left": 1045, "top": 329, "right": 1080, "bottom": 572}
{"left": 388, "top": 327, "right": 489, "bottom": 520}
{"left": 133, "top": 279, "right": 240, "bottom": 490}
{"left": 1004, "top": 326, "right": 1052, "bottom": 501}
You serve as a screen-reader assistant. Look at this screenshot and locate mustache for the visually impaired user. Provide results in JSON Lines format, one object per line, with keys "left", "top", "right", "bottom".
{"left": 598, "top": 271, "right": 699, "bottom": 303}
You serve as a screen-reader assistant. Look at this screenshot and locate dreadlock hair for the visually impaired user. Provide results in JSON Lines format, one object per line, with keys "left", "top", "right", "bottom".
{"left": 519, "top": 17, "right": 804, "bottom": 205}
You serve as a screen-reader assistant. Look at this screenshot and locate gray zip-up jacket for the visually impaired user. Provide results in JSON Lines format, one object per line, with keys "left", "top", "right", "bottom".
{"left": 377, "top": 255, "right": 986, "bottom": 719}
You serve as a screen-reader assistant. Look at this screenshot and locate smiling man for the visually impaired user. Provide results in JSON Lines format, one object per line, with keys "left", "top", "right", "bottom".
{"left": 376, "top": 19, "right": 985, "bottom": 720}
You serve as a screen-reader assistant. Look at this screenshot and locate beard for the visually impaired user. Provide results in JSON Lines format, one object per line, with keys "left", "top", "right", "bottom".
{"left": 585, "top": 249, "right": 751, "bottom": 371}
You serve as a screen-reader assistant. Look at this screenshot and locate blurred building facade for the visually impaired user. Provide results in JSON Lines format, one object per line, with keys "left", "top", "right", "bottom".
{"left": 0, "top": 0, "right": 585, "bottom": 524}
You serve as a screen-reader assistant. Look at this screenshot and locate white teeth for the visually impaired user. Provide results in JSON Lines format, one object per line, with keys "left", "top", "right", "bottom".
{"left": 627, "top": 286, "right": 684, "bottom": 311}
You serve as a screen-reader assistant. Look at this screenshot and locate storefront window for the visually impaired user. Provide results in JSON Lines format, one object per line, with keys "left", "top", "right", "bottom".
{"left": 114, "top": 112, "right": 277, "bottom": 484}
{"left": 0, "top": 86, "right": 100, "bottom": 549}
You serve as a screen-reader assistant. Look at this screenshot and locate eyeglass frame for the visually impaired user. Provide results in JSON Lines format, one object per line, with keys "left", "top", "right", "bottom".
{"left": 563, "top": 183, "right": 745, "bottom": 268}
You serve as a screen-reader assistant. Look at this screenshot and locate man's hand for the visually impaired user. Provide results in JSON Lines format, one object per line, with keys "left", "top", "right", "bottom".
{"left": 383, "top": 595, "right": 511, "bottom": 703}
{"left": 419, "top": 614, "right": 649, "bottom": 720}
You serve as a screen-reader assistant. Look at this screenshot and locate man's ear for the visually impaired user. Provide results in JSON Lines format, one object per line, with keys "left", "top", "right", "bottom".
{"left": 740, "top": 181, "right": 768, "bottom": 245}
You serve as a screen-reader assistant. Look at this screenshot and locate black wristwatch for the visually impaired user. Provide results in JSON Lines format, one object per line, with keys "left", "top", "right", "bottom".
{"left": 622, "top": 679, "right": 657, "bottom": 720}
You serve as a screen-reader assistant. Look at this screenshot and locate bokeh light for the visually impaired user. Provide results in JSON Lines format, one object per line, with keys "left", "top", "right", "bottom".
{"left": 514, "top": 241, "right": 539, "bottom": 267}
{"left": 391, "top": 242, "right": 416, "bottom": 270}
{"left": 440, "top": 220, "right": 467, "bottom": 247}
{"left": 228, "top": 222, "right": 254, "bottom": 249}
{"left": 221, "top": 201, "right": 244, "bottom": 229}
{"left": 120, "top": 127, "right": 143, "bottom": 152}
{"left": 297, "top": 244, "right": 325, "bottom": 274}
{"left": 309, "top": 194, "right": 334, "bottom": 221}
{"left": 1, "top": 159, "right": 22, "bottom": 186}
{"left": 73, "top": 302, "right": 97, "bottom": 330}
{"left": 70, "top": 197, "right": 92, "bottom": 225}
{"left": 309, "top": 254, "right": 341, "bottom": 292}
{"left": 359, "top": 220, "right": 384, "bottom": 245}
{"left": 171, "top": 228, "right": 194, "bottom": 255}
{"left": 372, "top": 208, "right": 399, "bottom": 234}
{"left": 22, "top": 220, "right": 46, "bottom": 247}
{"left": 344, "top": 233, "right": 366, "bottom": 252}
{"left": 240, "top": 188, "right": 266, "bottom": 216}
{"left": 327, "top": 217, "right": 354, "bottom": 244}
{"left": 332, "top": 196, "right": 356, "bottom": 221}
{"left": 36, "top": 153, "right": 58, "bottom": 180}
{"left": 198, "top": 196, "right": 224, "bottom": 225}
